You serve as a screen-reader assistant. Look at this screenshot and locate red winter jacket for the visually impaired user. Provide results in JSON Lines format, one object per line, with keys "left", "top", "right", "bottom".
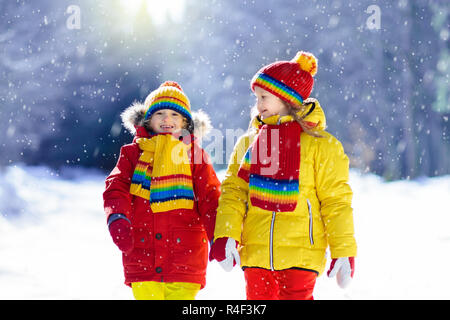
{"left": 103, "top": 124, "right": 221, "bottom": 288}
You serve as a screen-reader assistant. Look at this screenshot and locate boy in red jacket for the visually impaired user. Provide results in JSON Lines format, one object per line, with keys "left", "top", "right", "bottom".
{"left": 103, "top": 81, "right": 221, "bottom": 300}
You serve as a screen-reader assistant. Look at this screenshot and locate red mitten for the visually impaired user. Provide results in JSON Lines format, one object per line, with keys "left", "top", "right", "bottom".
{"left": 209, "top": 237, "right": 240, "bottom": 272}
{"left": 108, "top": 217, "right": 134, "bottom": 253}
{"left": 327, "top": 257, "right": 355, "bottom": 288}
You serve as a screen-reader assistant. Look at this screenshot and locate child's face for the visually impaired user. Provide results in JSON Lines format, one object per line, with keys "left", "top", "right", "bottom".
{"left": 149, "top": 109, "right": 185, "bottom": 134}
{"left": 254, "top": 86, "right": 290, "bottom": 119}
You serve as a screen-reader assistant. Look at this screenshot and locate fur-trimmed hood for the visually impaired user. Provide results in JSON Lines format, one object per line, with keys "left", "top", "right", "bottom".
{"left": 120, "top": 101, "right": 213, "bottom": 139}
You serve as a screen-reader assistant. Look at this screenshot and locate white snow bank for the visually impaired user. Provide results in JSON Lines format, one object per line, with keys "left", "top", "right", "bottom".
{"left": 0, "top": 165, "right": 449, "bottom": 299}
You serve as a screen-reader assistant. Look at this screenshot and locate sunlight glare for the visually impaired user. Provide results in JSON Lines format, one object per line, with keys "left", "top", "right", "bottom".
{"left": 119, "top": 0, "right": 185, "bottom": 25}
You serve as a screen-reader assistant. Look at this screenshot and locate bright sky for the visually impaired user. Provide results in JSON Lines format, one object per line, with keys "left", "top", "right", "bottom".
{"left": 118, "top": 0, "right": 186, "bottom": 25}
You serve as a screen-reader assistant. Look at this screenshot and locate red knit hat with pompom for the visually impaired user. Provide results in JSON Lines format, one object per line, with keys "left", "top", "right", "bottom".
{"left": 251, "top": 51, "right": 318, "bottom": 107}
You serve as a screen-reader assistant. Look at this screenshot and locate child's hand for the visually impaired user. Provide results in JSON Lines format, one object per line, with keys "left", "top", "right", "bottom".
{"left": 327, "top": 257, "right": 355, "bottom": 288}
{"left": 108, "top": 215, "right": 134, "bottom": 253}
{"left": 209, "top": 237, "right": 240, "bottom": 272}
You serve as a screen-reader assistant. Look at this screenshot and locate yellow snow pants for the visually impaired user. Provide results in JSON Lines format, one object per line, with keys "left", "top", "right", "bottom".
{"left": 131, "top": 281, "right": 201, "bottom": 300}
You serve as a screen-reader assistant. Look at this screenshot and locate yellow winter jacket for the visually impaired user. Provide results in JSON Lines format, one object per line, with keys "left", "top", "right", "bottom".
{"left": 214, "top": 99, "right": 357, "bottom": 276}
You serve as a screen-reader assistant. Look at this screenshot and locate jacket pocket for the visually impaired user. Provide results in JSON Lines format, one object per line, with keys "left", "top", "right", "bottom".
{"left": 123, "top": 248, "right": 153, "bottom": 276}
{"left": 123, "top": 226, "right": 153, "bottom": 276}
{"left": 307, "top": 199, "right": 314, "bottom": 245}
{"left": 133, "top": 226, "right": 152, "bottom": 248}
{"left": 171, "top": 228, "right": 208, "bottom": 275}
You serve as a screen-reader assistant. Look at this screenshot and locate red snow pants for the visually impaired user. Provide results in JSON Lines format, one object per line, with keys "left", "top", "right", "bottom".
{"left": 244, "top": 268, "right": 317, "bottom": 300}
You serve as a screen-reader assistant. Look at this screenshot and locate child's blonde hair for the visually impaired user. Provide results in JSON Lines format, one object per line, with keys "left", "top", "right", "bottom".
{"left": 284, "top": 100, "right": 324, "bottom": 138}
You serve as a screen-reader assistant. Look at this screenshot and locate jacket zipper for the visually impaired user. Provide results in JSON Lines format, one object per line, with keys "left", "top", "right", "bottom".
{"left": 307, "top": 199, "right": 314, "bottom": 245}
{"left": 269, "top": 118, "right": 281, "bottom": 271}
{"left": 269, "top": 211, "right": 276, "bottom": 271}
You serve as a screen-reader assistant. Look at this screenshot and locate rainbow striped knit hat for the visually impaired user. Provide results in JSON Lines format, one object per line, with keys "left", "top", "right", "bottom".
{"left": 251, "top": 51, "right": 318, "bottom": 107}
{"left": 144, "top": 81, "right": 192, "bottom": 122}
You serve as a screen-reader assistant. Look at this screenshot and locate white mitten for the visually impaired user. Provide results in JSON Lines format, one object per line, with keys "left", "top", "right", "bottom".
{"left": 209, "top": 237, "right": 240, "bottom": 272}
{"left": 220, "top": 238, "right": 240, "bottom": 272}
{"left": 327, "top": 257, "right": 355, "bottom": 288}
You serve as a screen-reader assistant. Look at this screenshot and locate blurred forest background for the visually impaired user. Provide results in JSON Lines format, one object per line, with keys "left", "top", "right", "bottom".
{"left": 1, "top": 0, "right": 449, "bottom": 180}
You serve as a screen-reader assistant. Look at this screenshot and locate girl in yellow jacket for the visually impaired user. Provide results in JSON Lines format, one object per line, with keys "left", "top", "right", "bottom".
{"left": 209, "top": 51, "right": 357, "bottom": 300}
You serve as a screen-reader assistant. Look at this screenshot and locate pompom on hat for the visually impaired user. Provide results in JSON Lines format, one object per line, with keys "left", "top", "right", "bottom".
{"left": 144, "top": 81, "right": 192, "bottom": 122}
{"left": 251, "top": 51, "right": 318, "bottom": 107}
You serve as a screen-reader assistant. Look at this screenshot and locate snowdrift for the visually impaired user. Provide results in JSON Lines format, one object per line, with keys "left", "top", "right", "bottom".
{"left": 0, "top": 165, "right": 449, "bottom": 299}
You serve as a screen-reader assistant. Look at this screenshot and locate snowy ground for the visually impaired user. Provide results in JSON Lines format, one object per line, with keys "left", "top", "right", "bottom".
{"left": 0, "top": 165, "right": 449, "bottom": 300}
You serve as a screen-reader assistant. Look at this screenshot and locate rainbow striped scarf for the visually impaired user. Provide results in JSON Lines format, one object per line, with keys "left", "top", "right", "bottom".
{"left": 237, "top": 120, "right": 302, "bottom": 212}
{"left": 130, "top": 134, "right": 194, "bottom": 213}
